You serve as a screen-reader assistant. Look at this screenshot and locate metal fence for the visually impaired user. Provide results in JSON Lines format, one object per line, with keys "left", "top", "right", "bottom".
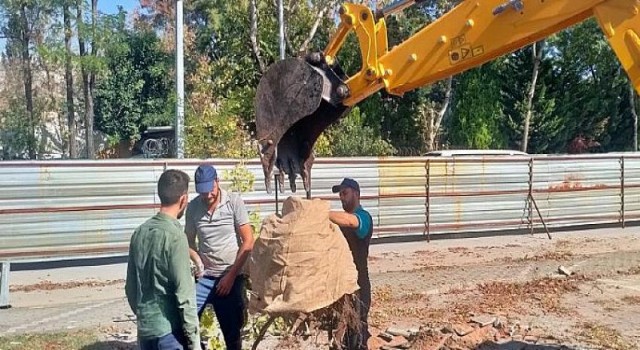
{"left": 0, "top": 154, "right": 640, "bottom": 261}
{"left": 1, "top": 154, "right": 639, "bottom": 263}
{"left": 2, "top": 154, "right": 640, "bottom": 307}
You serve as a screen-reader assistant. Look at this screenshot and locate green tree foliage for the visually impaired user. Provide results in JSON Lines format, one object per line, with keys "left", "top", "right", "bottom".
{"left": 187, "top": 0, "right": 262, "bottom": 105}
{"left": 447, "top": 60, "right": 508, "bottom": 149}
{"left": 323, "top": 107, "right": 396, "bottom": 156}
{"left": 0, "top": 98, "right": 37, "bottom": 158}
{"left": 2, "top": 1, "right": 640, "bottom": 159}
{"left": 94, "top": 27, "right": 174, "bottom": 144}
{"left": 184, "top": 57, "right": 252, "bottom": 159}
{"left": 0, "top": 0, "right": 54, "bottom": 159}
{"left": 496, "top": 46, "right": 559, "bottom": 154}
{"left": 546, "top": 19, "right": 629, "bottom": 152}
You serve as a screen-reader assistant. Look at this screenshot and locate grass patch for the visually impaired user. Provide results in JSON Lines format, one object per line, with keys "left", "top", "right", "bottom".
{"left": 0, "top": 330, "right": 133, "bottom": 350}
{"left": 579, "top": 322, "right": 633, "bottom": 350}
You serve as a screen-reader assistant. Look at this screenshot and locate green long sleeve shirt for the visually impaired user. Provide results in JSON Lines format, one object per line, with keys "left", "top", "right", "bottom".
{"left": 125, "top": 212, "right": 200, "bottom": 349}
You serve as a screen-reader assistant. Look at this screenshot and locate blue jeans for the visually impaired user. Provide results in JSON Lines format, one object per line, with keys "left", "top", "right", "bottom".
{"left": 139, "top": 332, "right": 185, "bottom": 350}
{"left": 196, "top": 275, "right": 246, "bottom": 350}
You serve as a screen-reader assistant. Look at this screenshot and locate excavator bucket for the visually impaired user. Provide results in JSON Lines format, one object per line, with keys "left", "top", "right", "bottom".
{"left": 255, "top": 55, "right": 349, "bottom": 193}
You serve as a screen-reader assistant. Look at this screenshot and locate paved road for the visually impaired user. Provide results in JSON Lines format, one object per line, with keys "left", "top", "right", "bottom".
{"left": 1, "top": 263, "right": 132, "bottom": 337}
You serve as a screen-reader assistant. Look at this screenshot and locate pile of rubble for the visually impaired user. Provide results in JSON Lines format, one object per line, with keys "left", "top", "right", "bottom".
{"left": 374, "top": 314, "right": 563, "bottom": 350}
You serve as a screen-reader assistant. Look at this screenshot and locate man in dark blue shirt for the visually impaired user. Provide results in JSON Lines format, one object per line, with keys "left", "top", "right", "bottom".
{"left": 329, "top": 178, "right": 373, "bottom": 350}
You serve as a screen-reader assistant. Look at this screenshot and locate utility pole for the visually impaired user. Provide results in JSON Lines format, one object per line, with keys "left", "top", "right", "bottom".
{"left": 175, "top": 0, "right": 185, "bottom": 158}
{"left": 278, "top": 0, "right": 285, "bottom": 59}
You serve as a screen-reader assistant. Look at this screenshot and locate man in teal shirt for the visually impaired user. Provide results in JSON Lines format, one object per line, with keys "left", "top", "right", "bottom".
{"left": 329, "top": 178, "right": 373, "bottom": 350}
{"left": 126, "top": 169, "right": 201, "bottom": 350}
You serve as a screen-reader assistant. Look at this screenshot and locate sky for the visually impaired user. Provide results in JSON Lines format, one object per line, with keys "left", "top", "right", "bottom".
{"left": 98, "top": 0, "right": 138, "bottom": 15}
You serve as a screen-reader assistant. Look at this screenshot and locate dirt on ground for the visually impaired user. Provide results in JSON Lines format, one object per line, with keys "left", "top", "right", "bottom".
{"left": 2, "top": 228, "right": 640, "bottom": 349}
{"left": 363, "top": 229, "right": 640, "bottom": 350}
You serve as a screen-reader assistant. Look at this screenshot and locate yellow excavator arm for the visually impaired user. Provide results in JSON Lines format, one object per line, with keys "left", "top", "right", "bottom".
{"left": 255, "top": 0, "right": 640, "bottom": 193}
{"left": 334, "top": 0, "right": 640, "bottom": 105}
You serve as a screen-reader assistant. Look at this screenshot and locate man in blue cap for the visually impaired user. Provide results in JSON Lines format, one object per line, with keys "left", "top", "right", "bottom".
{"left": 185, "top": 164, "right": 255, "bottom": 350}
{"left": 329, "top": 178, "right": 373, "bottom": 350}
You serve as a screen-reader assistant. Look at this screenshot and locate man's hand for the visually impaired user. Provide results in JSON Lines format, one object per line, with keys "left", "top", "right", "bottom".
{"left": 216, "top": 273, "right": 235, "bottom": 296}
{"left": 188, "top": 248, "right": 204, "bottom": 278}
{"left": 193, "top": 262, "right": 204, "bottom": 279}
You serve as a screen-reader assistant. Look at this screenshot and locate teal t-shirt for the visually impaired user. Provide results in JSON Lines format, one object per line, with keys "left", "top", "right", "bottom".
{"left": 353, "top": 206, "right": 373, "bottom": 239}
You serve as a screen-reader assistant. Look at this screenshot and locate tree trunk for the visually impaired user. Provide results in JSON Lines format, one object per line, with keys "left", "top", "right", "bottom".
{"left": 432, "top": 76, "right": 454, "bottom": 145}
{"left": 630, "top": 81, "right": 638, "bottom": 151}
{"left": 522, "top": 40, "right": 544, "bottom": 153}
{"left": 77, "top": 0, "right": 95, "bottom": 158}
{"left": 249, "top": 0, "right": 266, "bottom": 72}
{"left": 20, "top": 5, "right": 36, "bottom": 159}
{"left": 89, "top": 0, "right": 98, "bottom": 156}
{"left": 297, "top": 0, "right": 338, "bottom": 54}
{"left": 424, "top": 77, "right": 454, "bottom": 152}
{"left": 64, "top": 1, "right": 78, "bottom": 158}
{"left": 42, "top": 56, "right": 67, "bottom": 151}
{"left": 423, "top": 108, "right": 436, "bottom": 153}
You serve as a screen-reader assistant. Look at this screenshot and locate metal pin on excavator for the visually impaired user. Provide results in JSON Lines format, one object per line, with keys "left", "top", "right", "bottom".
{"left": 256, "top": 0, "right": 640, "bottom": 193}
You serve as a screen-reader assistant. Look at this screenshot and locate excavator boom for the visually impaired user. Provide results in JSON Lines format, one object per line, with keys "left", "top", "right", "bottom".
{"left": 255, "top": 0, "right": 640, "bottom": 193}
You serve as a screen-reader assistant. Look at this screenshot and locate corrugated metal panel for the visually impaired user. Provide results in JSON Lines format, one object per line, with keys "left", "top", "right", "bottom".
{"left": 622, "top": 157, "right": 640, "bottom": 222}
{"left": 1, "top": 155, "right": 639, "bottom": 262}
{"left": 0, "top": 161, "right": 160, "bottom": 261}
{"left": 378, "top": 159, "right": 428, "bottom": 236}
{"left": 428, "top": 157, "right": 531, "bottom": 233}
{"left": 376, "top": 157, "right": 531, "bottom": 236}
{"left": 532, "top": 156, "right": 622, "bottom": 227}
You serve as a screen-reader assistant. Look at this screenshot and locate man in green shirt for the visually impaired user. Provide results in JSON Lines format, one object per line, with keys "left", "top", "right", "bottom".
{"left": 126, "top": 169, "right": 201, "bottom": 350}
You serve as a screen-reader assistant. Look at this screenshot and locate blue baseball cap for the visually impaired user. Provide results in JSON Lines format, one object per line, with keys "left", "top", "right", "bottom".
{"left": 195, "top": 164, "right": 218, "bottom": 194}
{"left": 332, "top": 178, "right": 360, "bottom": 193}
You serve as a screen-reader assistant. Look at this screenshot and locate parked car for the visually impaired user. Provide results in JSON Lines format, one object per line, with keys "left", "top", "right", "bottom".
{"left": 423, "top": 149, "right": 529, "bottom": 157}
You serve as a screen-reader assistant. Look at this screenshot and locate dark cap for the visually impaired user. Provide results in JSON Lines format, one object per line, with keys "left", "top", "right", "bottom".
{"left": 332, "top": 178, "right": 360, "bottom": 193}
{"left": 195, "top": 164, "right": 218, "bottom": 194}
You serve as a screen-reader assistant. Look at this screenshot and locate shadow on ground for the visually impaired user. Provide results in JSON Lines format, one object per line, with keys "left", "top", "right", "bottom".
{"left": 71, "top": 339, "right": 595, "bottom": 350}
{"left": 80, "top": 341, "right": 136, "bottom": 350}
{"left": 475, "top": 340, "right": 587, "bottom": 350}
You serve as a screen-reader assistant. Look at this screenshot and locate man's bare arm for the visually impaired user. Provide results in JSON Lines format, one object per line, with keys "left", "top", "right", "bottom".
{"left": 229, "top": 224, "right": 254, "bottom": 278}
{"left": 330, "top": 211, "right": 359, "bottom": 229}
